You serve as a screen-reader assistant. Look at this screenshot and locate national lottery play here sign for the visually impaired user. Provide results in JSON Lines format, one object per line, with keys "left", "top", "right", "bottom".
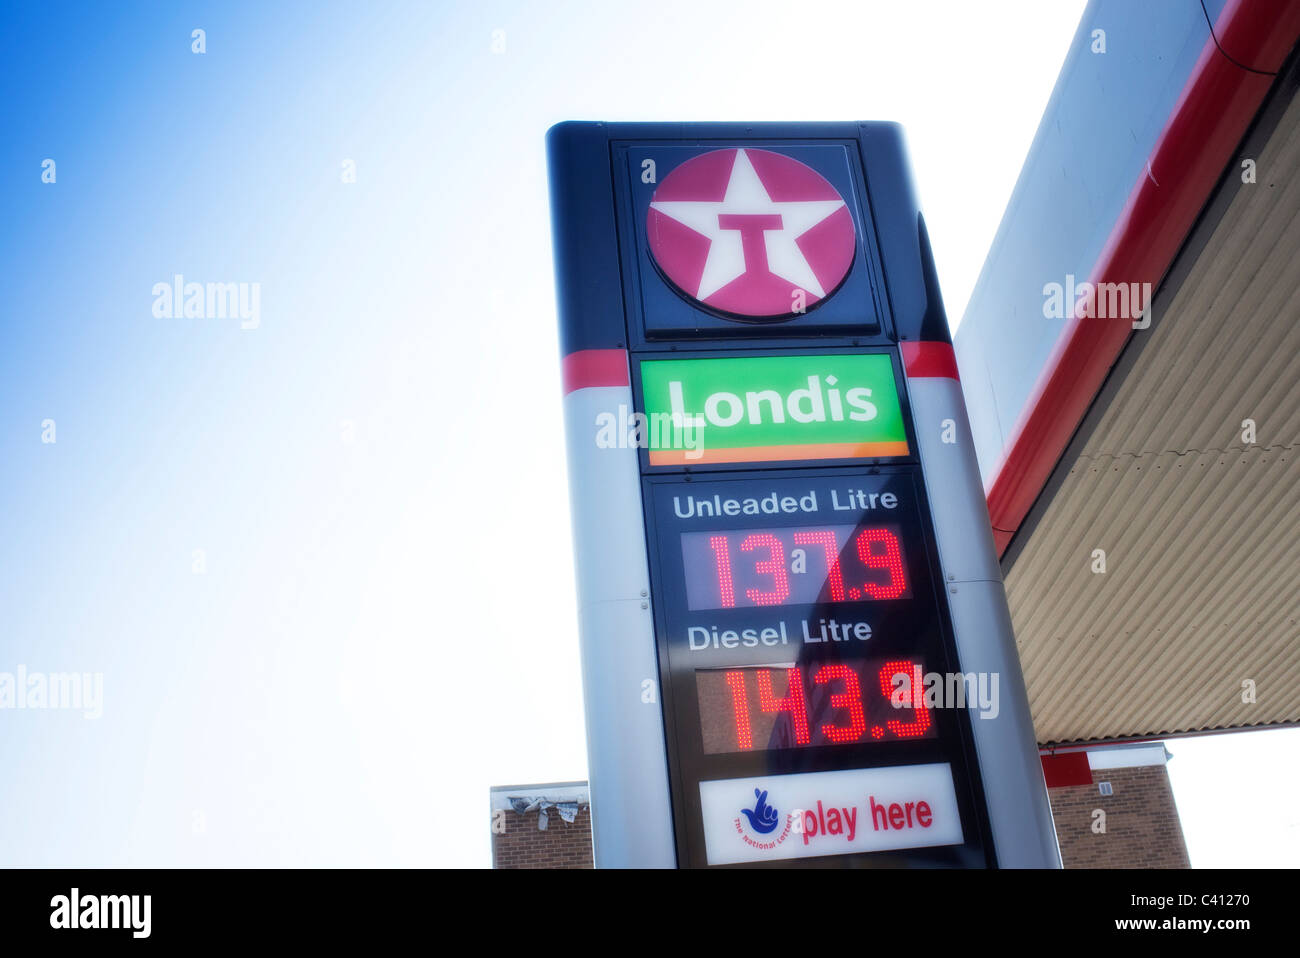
{"left": 639, "top": 353, "right": 909, "bottom": 465}
{"left": 698, "top": 763, "right": 964, "bottom": 866}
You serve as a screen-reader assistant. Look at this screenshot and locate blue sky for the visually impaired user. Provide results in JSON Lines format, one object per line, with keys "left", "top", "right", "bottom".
{"left": 0, "top": 0, "right": 1293, "bottom": 867}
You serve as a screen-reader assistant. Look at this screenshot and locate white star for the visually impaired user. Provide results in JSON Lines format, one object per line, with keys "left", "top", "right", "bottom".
{"left": 650, "top": 149, "right": 846, "bottom": 300}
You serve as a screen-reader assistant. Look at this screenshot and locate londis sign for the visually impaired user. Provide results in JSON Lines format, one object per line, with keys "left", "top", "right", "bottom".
{"left": 639, "top": 353, "right": 908, "bottom": 465}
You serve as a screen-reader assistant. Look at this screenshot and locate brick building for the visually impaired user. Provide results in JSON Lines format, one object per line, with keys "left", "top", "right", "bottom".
{"left": 490, "top": 782, "right": 593, "bottom": 870}
{"left": 1041, "top": 743, "right": 1191, "bottom": 868}
{"left": 491, "top": 742, "right": 1190, "bottom": 868}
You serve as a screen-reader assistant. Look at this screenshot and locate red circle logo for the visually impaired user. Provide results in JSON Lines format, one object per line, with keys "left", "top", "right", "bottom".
{"left": 646, "top": 148, "right": 856, "bottom": 320}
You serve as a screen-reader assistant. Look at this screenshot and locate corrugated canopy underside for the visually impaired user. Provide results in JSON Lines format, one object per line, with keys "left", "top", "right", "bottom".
{"left": 1007, "top": 90, "right": 1300, "bottom": 746}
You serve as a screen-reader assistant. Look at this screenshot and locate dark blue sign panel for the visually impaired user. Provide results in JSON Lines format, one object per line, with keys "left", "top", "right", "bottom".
{"left": 613, "top": 142, "right": 886, "bottom": 340}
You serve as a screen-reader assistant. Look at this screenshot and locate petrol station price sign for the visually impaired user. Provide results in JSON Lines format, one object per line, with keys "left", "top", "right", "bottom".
{"left": 645, "top": 470, "right": 989, "bottom": 866}
{"left": 549, "top": 122, "right": 1061, "bottom": 869}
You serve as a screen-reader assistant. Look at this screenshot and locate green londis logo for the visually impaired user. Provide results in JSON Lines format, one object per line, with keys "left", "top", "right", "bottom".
{"left": 639, "top": 353, "right": 908, "bottom": 465}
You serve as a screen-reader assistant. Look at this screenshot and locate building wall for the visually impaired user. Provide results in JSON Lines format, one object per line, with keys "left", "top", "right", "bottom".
{"left": 492, "top": 804, "right": 594, "bottom": 869}
{"left": 1048, "top": 765, "right": 1191, "bottom": 868}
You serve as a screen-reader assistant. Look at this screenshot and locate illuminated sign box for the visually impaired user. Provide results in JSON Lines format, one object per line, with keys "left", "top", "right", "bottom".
{"left": 639, "top": 353, "right": 909, "bottom": 465}
{"left": 612, "top": 142, "right": 886, "bottom": 341}
{"left": 550, "top": 121, "right": 1058, "bottom": 869}
{"left": 645, "top": 470, "right": 991, "bottom": 867}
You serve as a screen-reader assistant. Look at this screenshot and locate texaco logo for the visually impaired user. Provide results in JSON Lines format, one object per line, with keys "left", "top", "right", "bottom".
{"left": 646, "top": 148, "right": 856, "bottom": 320}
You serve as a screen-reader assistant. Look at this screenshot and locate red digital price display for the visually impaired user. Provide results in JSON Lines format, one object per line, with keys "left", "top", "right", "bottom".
{"left": 680, "top": 524, "right": 911, "bottom": 611}
{"left": 695, "top": 659, "right": 935, "bottom": 755}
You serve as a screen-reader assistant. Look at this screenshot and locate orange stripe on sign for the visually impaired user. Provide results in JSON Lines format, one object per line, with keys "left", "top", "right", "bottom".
{"left": 649, "top": 440, "right": 910, "bottom": 466}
